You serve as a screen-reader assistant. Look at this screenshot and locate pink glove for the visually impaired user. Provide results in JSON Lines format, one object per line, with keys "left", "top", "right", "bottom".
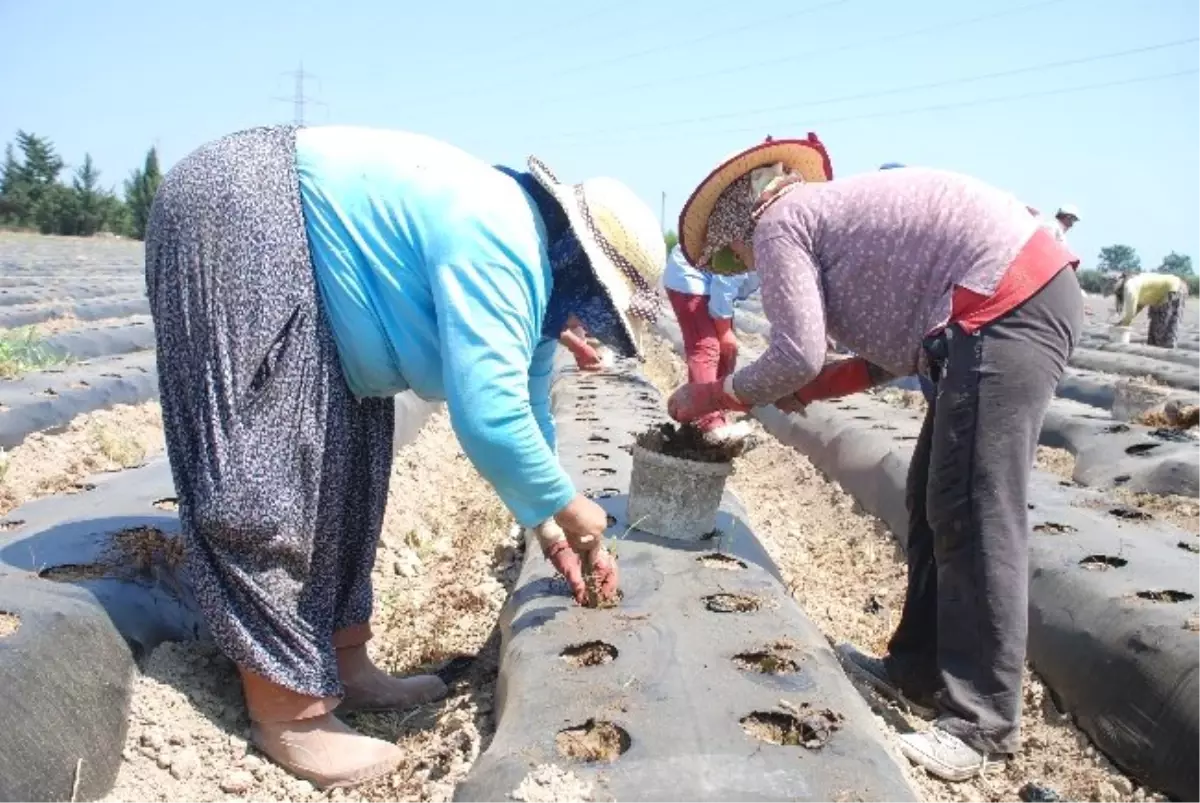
{"left": 584, "top": 547, "right": 619, "bottom": 607}
{"left": 667, "top": 380, "right": 750, "bottom": 424}
{"left": 543, "top": 539, "right": 588, "bottom": 605}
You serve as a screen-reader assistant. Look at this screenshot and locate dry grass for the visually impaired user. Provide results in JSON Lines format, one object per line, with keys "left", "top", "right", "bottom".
{"left": 0, "top": 611, "right": 18, "bottom": 638}
{"left": 1036, "top": 446, "right": 1077, "bottom": 482}
{"left": 640, "top": 335, "right": 687, "bottom": 398}
{"left": 0, "top": 402, "right": 164, "bottom": 517}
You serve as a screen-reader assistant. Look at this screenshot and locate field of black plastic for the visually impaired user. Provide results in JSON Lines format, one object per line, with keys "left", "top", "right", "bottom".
{"left": 455, "top": 358, "right": 918, "bottom": 802}
{"left": 753, "top": 397, "right": 1199, "bottom": 801}
{"left": 0, "top": 351, "right": 160, "bottom": 448}
{"left": 0, "top": 295, "right": 149, "bottom": 329}
{"left": 1040, "top": 399, "right": 1199, "bottom": 496}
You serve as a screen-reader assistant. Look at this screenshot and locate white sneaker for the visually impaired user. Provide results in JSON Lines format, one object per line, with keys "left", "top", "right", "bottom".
{"left": 898, "top": 726, "right": 1000, "bottom": 782}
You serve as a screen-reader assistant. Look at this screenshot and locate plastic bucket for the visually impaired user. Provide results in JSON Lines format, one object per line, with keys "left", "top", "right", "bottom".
{"left": 1110, "top": 325, "right": 1133, "bottom": 345}
{"left": 626, "top": 444, "right": 733, "bottom": 540}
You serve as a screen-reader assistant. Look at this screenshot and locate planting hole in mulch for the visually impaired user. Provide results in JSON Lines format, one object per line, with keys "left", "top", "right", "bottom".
{"left": 897, "top": 435, "right": 918, "bottom": 441}
{"left": 37, "top": 526, "right": 182, "bottom": 583}
{"left": 0, "top": 519, "right": 24, "bottom": 532}
{"left": 70, "top": 482, "right": 96, "bottom": 494}
{"left": 733, "top": 643, "right": 801, "bottom": 674}
{"left": 634, "top": 421, "right": 745, "bottom": 463}
{"left": 1104, "top": 424, "right": 1131, "bottom": 434}
{"left": 1113, "top": 474, "right": 1132, "bottom": 485}
{"left": 1109, "top": 506, "right": 1152, "bottom": 521}
{"left": 555, "top": 719, "right": 630, "bottom": 763}
{"left": 1178, "top": 540, "right": 1200, "bottom": 554}
{"left": 853, "top": 416, "right": 873, "bottom": 421}
{"left": 153, "top": 497, "right": 178, "bottom": 511}
{"left": 584, "top": 488, "right": 620, "bottom": 499}
{"left": 583, "top": 453, "right": 610, "bottom": 462}
{"left": 560, "top": 640, "right": 618, "bottom": 667}
{"left": 606, "top": 515, "right": 617, "bottom": 527}
{"left": 1033, "top": 522, "right": 1077, "bottom": 534}
{"left": 583, "top": 467, "right": 616, "bottom": 477}
{"left": 871, "top": 424, "right": 897, "bottom": 431}
{"left": 588, "top": 435, "right": 610, "bottom": 444}
{"left": 0, "top": 611, "right": 19, "bottom": 638}
{"left": 740, "top": 706, "right": 843, "bottom": 749}
{"left": 1150, "top": 427, "right": 1195, "bottom": 443}
{"left": 697, "top": 552, "right": 747, "bottom": 570}
{"left": 703, "top": 592, "right": 761, "bottom": 613}
{"left": 1124, "top": 443, "right": 1160, "bottom": 457}
{"left": 1079, "top": 554, "right": 1128, "bottom": 570}
{"left": 39, "top": 562, "right": 111, "bottom": 581}
{"left": 1136, "top": 590, "right": 1195, "bottom": 603}
{"left": 576, "top": 416, "right": 599, "bottom": 422}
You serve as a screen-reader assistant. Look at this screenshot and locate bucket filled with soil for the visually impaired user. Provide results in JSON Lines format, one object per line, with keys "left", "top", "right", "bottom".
{"left": 626, "top": 422, "right": 742, "bottom": 540}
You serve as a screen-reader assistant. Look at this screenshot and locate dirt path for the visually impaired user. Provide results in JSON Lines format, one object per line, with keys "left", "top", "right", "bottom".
{"left": 643, "top": 342, "right": 1161, "bottom": 803}
{"left": 0, "top": 401, "right": 164, "bottom": 517}
{"left": 104, "top": 411, "right": 519, "bottom": 802}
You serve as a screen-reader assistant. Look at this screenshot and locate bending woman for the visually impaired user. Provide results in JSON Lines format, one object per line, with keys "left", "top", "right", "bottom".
{"left": 668, "top": 142, "right": 1081, "bottom": 782}
{"left": 662, "top": 242, "right": 759, "bottom": 439}
{"left": 146, "top": 125, "right": 666, "bottom": 789}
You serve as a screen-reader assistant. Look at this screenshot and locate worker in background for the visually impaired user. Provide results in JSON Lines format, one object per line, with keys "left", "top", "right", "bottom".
{"left": 662, "top": 242, "right": 759, "bottom": 441}
{"left": 1049, "top": 203, "right": 1080, "bottom": 243}
{"left": 668, "top": 140, "right": 1081, "bottom": 783}
{"left": 146, "top": 125, "right": 666, "bottom": 789}
{"left": 1112, "top": 271, "right": 1192, "bottom": 348}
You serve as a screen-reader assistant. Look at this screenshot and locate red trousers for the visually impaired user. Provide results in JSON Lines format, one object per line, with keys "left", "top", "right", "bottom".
{"left": 667, "top": 289, "right": 737, "bottom": 431}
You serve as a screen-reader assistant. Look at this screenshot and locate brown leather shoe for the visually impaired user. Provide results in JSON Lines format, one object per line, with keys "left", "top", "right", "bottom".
{"left": 334, "top": 638, "right": 448, "bottom": 713}
{"left": 239, "top": 667, "right": 402, "bottom": 790}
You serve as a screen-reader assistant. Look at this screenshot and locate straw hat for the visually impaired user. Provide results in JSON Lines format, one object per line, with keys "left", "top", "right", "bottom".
{"left": 678, "top": 134, "right": 834, "bottom": 266}
{"left": 528, "top": 156, "right": 667, "bottom": 356}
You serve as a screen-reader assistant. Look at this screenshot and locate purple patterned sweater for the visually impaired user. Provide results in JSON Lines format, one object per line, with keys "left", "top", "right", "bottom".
{"left": 732, "top": 167, "right": 1040, "bottom": 404}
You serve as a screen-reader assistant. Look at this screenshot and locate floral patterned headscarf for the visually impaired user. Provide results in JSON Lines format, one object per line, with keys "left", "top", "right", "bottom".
{"left": 700, "top": 163, "right": 803, "bottom": 273}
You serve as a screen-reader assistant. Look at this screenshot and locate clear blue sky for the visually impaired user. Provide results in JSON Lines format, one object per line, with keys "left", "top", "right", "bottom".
{"left": 2, "top": 0, "right": 1197, "bottom": 269}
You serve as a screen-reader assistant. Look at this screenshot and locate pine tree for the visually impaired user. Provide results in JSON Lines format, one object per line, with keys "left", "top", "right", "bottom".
{"left": 124, "top": 146, "right": 163, "bottom": 240}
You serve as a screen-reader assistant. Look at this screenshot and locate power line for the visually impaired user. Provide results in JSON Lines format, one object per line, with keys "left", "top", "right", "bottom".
{"left": 535, "top": 0, "right": 1071, "bottom": 108}
{"left": 547, "top": 36, "right": 1199, "bottom": 141}
{"left": 548, "top": 67, "right": 1198, "bottom": 148}
{"left": 415, "top": 0, "right": 850, "bottom": 106}
{"left": 273, "top": 63, "right": 327, "bottom": 126}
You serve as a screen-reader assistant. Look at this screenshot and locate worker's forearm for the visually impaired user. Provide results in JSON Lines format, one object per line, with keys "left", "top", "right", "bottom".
{"left": 795, "top": 358, "right": 895, "bottom": 404}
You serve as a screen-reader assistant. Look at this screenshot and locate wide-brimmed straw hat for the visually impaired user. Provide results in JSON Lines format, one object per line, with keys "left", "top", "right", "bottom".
{"left": 678, "top": 134, "right": 834, "bottom": 266}
{"left": 528, "top": 156, "right": 667, "bottom": 356}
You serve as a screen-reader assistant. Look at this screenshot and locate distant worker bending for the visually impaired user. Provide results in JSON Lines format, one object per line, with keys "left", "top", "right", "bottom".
{"left": 1113, "top": 271, "right": 1192, "bottom": 348}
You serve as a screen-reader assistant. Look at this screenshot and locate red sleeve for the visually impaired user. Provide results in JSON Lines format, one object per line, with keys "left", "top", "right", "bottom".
{"left": 794, "top": 358, "right": 873, "bottom": 404}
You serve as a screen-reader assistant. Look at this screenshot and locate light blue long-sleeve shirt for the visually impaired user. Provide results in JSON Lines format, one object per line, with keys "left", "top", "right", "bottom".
{"left": 294, "top": 125, "right": 574, "bottom": 527}
{"left": 661, "top": 244, "right": 760, "bottom": 319}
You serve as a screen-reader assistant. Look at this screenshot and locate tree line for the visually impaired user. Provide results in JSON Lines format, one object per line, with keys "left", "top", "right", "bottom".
{"left": 0, "top": 131, "right": 162, "bottom": 240}
{"left": 1080, "top": 245, "right": 1198, "bottom": 295}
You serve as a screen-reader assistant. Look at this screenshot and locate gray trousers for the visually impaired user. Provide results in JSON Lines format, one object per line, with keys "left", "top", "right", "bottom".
{"left": 885, "top": 267, "right": 1083, "bottom": 754}
{"left": 1147, "top": 288, "right": 1189, "bottom": 348}
{"left": 145, "top": 126, "right": 395, "bottom": 699}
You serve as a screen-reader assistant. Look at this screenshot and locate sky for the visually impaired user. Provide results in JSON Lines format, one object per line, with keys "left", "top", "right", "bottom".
{"left": 1, "top": 0, "right": 1197, "bottom": 269}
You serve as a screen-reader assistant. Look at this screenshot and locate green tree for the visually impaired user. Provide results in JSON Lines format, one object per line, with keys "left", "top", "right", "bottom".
{"left": 664, "top": 229, "right": 678, "bottom": 252}
{"left": 0, "top": 131, "right": 65, "bottom": 228}
{"left": 1158, "top": 252, "right": 1194, "bottom": 278}
{"left": 1097, "top": 244, "right": 1141, "bottom": 275}
{"left": 70, "top": 154, "right": 106, "bottom": 236}
{"left": 1076, "top": 269, "right": 1107, "bottom": 295}
{"left": 123, "top": 146, "right": 162, "bottom": 240}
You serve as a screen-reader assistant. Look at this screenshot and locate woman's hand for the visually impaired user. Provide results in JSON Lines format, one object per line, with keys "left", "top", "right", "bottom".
{"left": 540, "top": 494, "right": 619, "bottom": 606}
{"left": 667, "top": 379, "right": 750, "bottom": 423}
